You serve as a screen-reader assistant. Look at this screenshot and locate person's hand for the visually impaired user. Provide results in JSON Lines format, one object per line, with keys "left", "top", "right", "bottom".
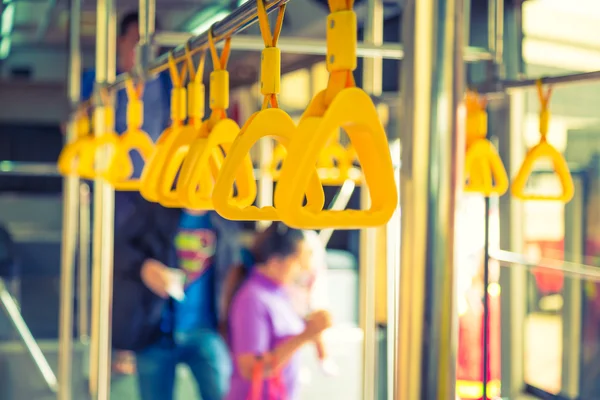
{"left": 140, "top": 259, "right": 170, "bottom": 298}
{"left": 303, "top": 310, "right": 332, "bottom": 339}
{"left": 320, "top": 358, "right": 340, "bottom": 377}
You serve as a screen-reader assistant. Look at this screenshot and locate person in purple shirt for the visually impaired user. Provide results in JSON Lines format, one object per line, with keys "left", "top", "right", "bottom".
{"left": 227, "top": 223, "right": 332, "bottom": 400}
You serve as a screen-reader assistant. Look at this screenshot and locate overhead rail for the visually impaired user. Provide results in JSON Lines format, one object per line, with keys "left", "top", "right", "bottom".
{"left": 72, "top": 0, "right": 293, "bottom": 111}
{"left": 496, "top": 70, "right": 600, "bottom": 92}
{"left": 491, "top": 250, "right": 600, "bottom": 283}
{"left": 0, "top": 278, "right": 58, "bottom": 394}
{"left": 153, "top": 33, "right": 493, "bottom": 62}
{"left": 0, "top": 161, "right": 61, "bottom": 177}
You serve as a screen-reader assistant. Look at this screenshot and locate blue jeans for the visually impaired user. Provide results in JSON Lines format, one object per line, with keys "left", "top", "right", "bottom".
{"left": 136, "top": 329, "right": 232, "bottom": 400}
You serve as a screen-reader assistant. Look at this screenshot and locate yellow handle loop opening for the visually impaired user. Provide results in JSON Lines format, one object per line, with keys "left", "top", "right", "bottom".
{"left": 257, "top": 0, "right": 286, "bottom": 110}
{"left": 511, "top": 80, "right": 574, "bottom": 203}
{"left": 185, "top": 44, "right": 207, "bottom": 126}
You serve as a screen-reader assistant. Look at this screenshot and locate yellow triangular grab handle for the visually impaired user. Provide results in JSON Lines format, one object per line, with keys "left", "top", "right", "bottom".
{"left": 177, "top": 119, "right": 256, "bottom": 210}
{"left": 139, "top": 52, "right": 189, "bottom": 203}
{"left": 212, "top": 2, "right": 322, "bottom": 220}
{"left": 155, "top": 128, "right": 207, "bottom": 208}
{"left": 177, "top": 30, "right": 255, "bottom": 210}
{"left": 275, "top": 88, "right": 397, "bottom": 229}
{"left": 76, "top": 108, "right": 119, "bottom": 180}
{"left": 80, "top": 133, "right": 120, "bottom": 179}
{"left": 511, "top": 80, "right": 574, "bottom": 203}
{"left": 464, "top": 139, "right": 509, "bottom": 196}
{"left": 463, "top": 91, "right": 508, "bottom": 196}
{"left": 155, "top": 50, "right": 210, "bottom": 206}
{"left": 104, "top": 130, "right": 154, "bottom": 190}
{"left": 103, "top": 79, "right": 155, "bottom": 191}
{"left": 212, "top": 108, "right": 325, "bottom": 221}
{"left": 57, "top": 112, "right": 93, "bottom": 176}
{"left": 511, "top": 141, "right": 574, "bottom": 202}
{"left": 274, "top": 0, "right": 396, "bottom": 229}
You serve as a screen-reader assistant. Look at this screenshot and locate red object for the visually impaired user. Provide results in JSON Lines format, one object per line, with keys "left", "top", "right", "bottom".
{"left": 248, "top": 355, "right": 287, "bottom": 400}
{"left": 230, "top": 100, "right": 241, "bottom": 124}
{"left": 526, "top": 239, "right": 564, "bottom": 294}
{"left": 457, "top": 290, "right": 501, "bottom": 399}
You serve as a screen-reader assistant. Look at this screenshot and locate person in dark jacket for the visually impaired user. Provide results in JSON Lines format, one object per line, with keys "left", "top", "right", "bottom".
{"left": 112, "top": 199, "right": 241, "bottom": 400}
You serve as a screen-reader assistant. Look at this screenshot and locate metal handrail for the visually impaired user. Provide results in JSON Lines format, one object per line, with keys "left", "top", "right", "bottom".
{"left": 0, "top": 278, "right": 58, "bottom": 393}
{"left": 491, "top": 249, "right": 600, "bottom": 283}
{"left": 76, "top": 0, "right": 293, "bottom": 111}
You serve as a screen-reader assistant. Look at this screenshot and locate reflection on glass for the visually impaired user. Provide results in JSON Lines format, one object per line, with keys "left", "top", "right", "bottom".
{"left": 523, "top": 176, "right": 565, "bottom": 395}
{"left": 455, "top": 195, "right": 501, "bottom": 400}
{"left": 581, "top": 157, "right": 600, "bottom": 398}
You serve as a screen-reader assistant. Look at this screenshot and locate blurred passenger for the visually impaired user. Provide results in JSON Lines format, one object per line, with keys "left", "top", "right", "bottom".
{"left": 78, "top": 11, "right": 172, "bottom": 374}
{"left": 222, "top": 228, "right": 336, "bottom": 374}
{"left": 227, "top": 223, "right": 332, "bottom": 400}
{"left": 112, "top": 199, "right": 241, "bottom": 400}
{"left": 79, "top": 11, "right": 171, "bottom": 224}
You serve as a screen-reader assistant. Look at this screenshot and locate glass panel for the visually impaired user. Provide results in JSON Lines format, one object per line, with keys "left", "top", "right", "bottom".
{"left": 580, "top": 157, "right": 600, "bottom": 398}
{"left": 522, "top": 175, "right": 565, "bottom": 395}
{"left": 455, "top": 195, "right": 501, "bottom": 400}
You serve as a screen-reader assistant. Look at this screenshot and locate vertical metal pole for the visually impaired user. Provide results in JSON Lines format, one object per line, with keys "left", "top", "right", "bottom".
{"left": 396, "top": 0, "right": 465, "bottom": 398}
{"left": 79, "top": 183, "right": 91, "bottom": 342}
{"left": 497, "top": 3, "right": 526, "bottom": 398}
{"left": 483, "top": 2, "right": 505, "bottom": 399}
{"left": 138, "top": 0, "right": 156, "bottom": 69}
{"left": 361, "top": 1, "right": 383, "bottom": 399}
{"left": 90, "top": 0, "right": 116, "bottom": 399}
{"left": 57, "top": 0, "right": 81, "bottom": 397}
{"left": 562, "top": 177, "right": 584, "bottom": 398}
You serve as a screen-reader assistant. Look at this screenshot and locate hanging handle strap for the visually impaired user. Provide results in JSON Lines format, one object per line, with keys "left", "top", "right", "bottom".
{"left": 536, "top": 79, "right": 552, "bottom": 142}
{"left": 125, "top": 79, "right": 145, "bottom": 129}
{"left": 323, "top": 0, "right": 356, "bottom": 107}
{"left": 328, "top": 0, "right": 354, "bottom": 12}
{"left": 465, "top": 90, "right": 488, "bottom": 146}
{"left": 95, "top": 87, "right": 115, "bottom": 134}
{"left": 75, "top": 107, "right": 91, "bottom": 138}
{"left": 168, "top": 52, "right": 189, "bottom": 125}
{"left": 208, "top": 27, "right": 232, "bottom": 126}
{"left": 256, "top": 0, "right": 286, "bottom": 109}
{"left": 185, "top": 43, "right": 207, "bottom": 124}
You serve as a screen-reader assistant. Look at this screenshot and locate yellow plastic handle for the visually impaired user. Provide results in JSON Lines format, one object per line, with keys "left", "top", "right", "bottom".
{"left": 57, "top": 137, "right": 95, "bottom": 176}
{"left": 57, "top": 114, "right": 94, "bottom": 176}
{"left": 140, "top": 123, "right": 188, "bottom": 205}
{"left": 464, "top": 139, "right": 509, "bottom": 196}
{"left": 82, "top": 133, "right": 120, "bottom": 178}
{"left": 275, "top": 88, "right": 397, "bottom": 229}
{"left": 154, "top": 124, "right": 204, "bottom": 207}
{"left": 103, "top": 129, "right": 155, "bottom": 191}
{"left": 177, "top": 118, "right": 256, "bottom": 210}
{"left": 511, "top": 141, "right": 574, "bottom": 203}
{"left": 212, "top": 108, "right": 325, "bottom": 221}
